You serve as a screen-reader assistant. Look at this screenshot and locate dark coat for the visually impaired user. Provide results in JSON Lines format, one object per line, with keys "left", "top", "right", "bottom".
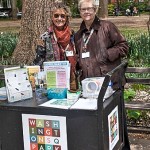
{"left": 74, "top": 16, "right": 129, "bottom": 89}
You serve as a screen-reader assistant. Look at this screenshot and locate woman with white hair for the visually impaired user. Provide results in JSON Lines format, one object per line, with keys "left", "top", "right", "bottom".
{"left": 75, "top": 0, "right": 130, "bottom": 149}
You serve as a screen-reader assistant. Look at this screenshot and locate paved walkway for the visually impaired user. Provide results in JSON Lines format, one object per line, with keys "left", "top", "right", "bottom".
{"left": 70, "top": 15, "right": 149, "bottom": 29}
{"left": 0, "top": 15, "right": 149, "bottom": 29}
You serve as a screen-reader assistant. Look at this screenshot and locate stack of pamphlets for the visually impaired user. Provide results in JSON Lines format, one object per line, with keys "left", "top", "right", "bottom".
{"left": 0, "top": 87, "right": 7, "bottom": 101}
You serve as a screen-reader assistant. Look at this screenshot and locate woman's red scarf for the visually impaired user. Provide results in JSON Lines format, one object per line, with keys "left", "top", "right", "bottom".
{"left": 48, "top": 25, "right": 78, "bottom": 90}
{"left": 53, "top": 25, "right": 71, "bottom": 49}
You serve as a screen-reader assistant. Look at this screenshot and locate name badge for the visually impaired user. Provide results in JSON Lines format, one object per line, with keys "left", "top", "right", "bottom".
{"left": 66, "top": 51, "right": 74, "bottom": 57}
{"left": 82, "top": 52, "right": 90, "bottom": 58}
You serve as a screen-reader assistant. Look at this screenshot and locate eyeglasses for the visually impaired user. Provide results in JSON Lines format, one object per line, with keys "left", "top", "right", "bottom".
{"left": 80, "top": 7, "right": 95, "bottom": 13}
{"left": 53, "top": 14, "right": 66, "bottom": 19}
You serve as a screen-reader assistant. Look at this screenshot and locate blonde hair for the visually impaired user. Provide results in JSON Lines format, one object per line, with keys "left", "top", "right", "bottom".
{"left": 50, "top": 2, "right": 71, "bottom": 18}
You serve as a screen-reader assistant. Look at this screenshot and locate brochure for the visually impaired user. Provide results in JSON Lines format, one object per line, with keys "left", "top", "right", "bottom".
{"left": 70, "top": 98, "right": 97, "bottom": 110}
{"left": 44, "top": 61, "right": 70, "bottom": 89}
{"left": 4, "top": 66, "right": 33, "bottom": 103}
{"left": 39, "top": 98, "right": 97, "bottom": 110}
{"left": 39, "top": 99, "right": 77, "bottom": 109}
{"left": 27, "top": 66, "right": 40, "bottom": 90}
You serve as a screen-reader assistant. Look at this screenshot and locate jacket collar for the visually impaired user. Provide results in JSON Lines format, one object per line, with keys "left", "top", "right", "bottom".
{"left": 79, "top": 15, "right": 100, "bottom": 33}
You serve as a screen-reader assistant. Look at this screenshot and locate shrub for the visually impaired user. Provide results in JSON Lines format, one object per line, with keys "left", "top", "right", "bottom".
{"left": 124, "top": 32, "right": 150, "bottom": 67}
{"left": 0, "top": 32, "right": 18, "bottom": 65}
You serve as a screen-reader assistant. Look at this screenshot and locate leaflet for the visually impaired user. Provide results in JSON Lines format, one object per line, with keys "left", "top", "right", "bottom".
{"left": 70, "top": 98, "right": 97, "bottom": 110}
{"left": 44, "top": 61, "right": 70, "bottom": 89}
{"left": 40, "top": 99, "right": 77, "bottom": 109}
{"left": 39, "top": 98, "right": 97, "bottom": 110}
{"left": 4, "top": 66, "right": 33, "bottom": 103}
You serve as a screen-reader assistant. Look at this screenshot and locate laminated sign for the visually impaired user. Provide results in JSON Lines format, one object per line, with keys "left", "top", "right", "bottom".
{"left": 44, "top": 61, "right": 70, "bottom": 90}
{"left": 4, "top": 66, "right": 33, "bottom": 102}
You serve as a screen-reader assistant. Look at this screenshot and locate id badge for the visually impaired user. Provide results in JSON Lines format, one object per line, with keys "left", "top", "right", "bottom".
{"left": 66, "top": 51, "right": 74, "bottom": 57}
{"left": 82, "top": 52, "right": 90, "bottom": 58}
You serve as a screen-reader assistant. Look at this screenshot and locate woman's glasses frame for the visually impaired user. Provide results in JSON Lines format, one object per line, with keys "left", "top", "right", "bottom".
{"left": 80, "top": 7, "right": 95, "bottom": 13}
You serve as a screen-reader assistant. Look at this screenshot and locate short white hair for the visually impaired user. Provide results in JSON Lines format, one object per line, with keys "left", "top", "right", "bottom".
{"left": 78, "top": 0, "right": 96, "bottom": 9}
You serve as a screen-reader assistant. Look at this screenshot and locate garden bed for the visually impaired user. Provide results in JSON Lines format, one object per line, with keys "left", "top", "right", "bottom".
{"left": 126, "top": 88, "right": 150, "bottom": 130}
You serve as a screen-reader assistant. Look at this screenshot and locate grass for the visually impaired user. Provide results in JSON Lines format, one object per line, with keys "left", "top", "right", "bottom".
{"left": 119, "top": 27, "right": 148, "bottom": 36}
{"left": 0, "top": 26, "right": 148, "bottom": 35}
{"left": 0, "top": 27, "right": 20, "bottom": 33}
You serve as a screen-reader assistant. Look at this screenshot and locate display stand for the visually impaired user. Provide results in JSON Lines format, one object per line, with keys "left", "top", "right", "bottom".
{"left": 0, "top": 61, "right": 128, "bottom": 150}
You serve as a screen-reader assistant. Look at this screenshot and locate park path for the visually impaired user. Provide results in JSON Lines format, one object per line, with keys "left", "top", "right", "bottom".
{"left": 0, "top": 15, "right": 149, "bottom": 29}
{"left": 70, "top": 15, "right": 149, "bottom": 28}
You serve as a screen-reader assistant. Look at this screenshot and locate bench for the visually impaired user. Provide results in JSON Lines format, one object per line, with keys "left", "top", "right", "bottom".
{"left": 125, "top": 67, "right": 150, "bottom": 132}
{"left": 125, "top": 67, "right": 150, "bottom": 110}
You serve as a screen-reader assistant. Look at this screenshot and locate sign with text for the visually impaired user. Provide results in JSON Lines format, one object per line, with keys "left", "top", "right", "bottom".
{"left": 44, "top": 61, "right": 70, "bottom": 89}
{"left": 22, "top": 114, "right": 68, "bottom": 150}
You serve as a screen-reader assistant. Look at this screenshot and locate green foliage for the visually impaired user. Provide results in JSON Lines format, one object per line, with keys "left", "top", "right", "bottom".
{"left": 16, "top": 0, "right": 22, "bottom": 11}
{"left": 124, "top": 32, "right": 150, "bottom": 67}
{"left": 127, "top": 109, "right": 141, "bottom": 120}
{"left": 108, "top": 4, "right": 115, "bottom": 16}
{"left": 70, "top": 4, "right": 79, "bottom": 17}
{"left": 119, "top": 0, "right": 149, "bottom": 13}
{"left": 0, "top": 32, "right": 18, "bottom": 65}
{"left": 66, "top": 0, "right": 79, "bottom": 17}
{"left": 131, "top": 84, "right": 149, "bottom": 91}
{"left": 0, "top": 80, "right": 5, "bottom": 88}
{"left": 124, "top": 88, "right": 136, "bottom": 102}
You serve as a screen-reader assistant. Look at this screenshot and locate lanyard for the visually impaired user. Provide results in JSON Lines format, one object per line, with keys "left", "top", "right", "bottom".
{"left": 82, "top": 28, "right": 94, "bottom": 52}
{"left": 53, "top": 32, "right": 71, "bottom": 52}
{"left": 53, "top": 31, "right": 76, "bottom": 60}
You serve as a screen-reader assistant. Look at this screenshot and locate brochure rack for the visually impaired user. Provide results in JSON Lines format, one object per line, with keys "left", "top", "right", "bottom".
{"left": 4, "top": 66, "right": 33, "bottom": 103}
{"left": 0, "top": 61, "right": 128, "bottom": 150}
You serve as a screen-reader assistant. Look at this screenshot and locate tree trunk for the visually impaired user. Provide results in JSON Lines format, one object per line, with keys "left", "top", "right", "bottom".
{"left": 98, "top": 0, "right": 108, "bottom": 19}
{"left": 12, "top": 0, "right": 54, "bottom": 65}
{"left": 11, "top": 0, "right": 17, "bottom": 19}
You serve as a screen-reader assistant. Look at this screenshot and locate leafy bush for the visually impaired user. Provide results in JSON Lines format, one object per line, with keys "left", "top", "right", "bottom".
{"left": 108, "top": 4, "right": 115, "bottom": 16}
{"left": 124, "top": 88, "right": 136, "bottom": 102}
{"left": 16, "top": 0, "right": 22, "bottom": 11}
{"left": 120, "top": 0, "right": 149, "bottom": 13}
{"left": 127, "top": 109, "right": 141, "bottom": 120}
{"left": 0, "top": 32, "right": 18, "bottom": 64}
{"left": 124, "top": 32, "right": 150, "bottom": 67}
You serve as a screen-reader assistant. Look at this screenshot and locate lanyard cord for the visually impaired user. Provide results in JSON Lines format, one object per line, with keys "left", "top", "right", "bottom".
{"left": 54, "top": 31, "right": 76, "bottom": 53}
{"left": 82, "top": 28, "right": 94, "bottom": 51}
{"left": 53, "top": 32, "right": 76, "bottom": 60}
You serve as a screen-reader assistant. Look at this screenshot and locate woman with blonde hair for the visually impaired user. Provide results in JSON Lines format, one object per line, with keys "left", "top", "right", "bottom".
{"left": 34, "top": 2, "right": 78, "bottom": 91}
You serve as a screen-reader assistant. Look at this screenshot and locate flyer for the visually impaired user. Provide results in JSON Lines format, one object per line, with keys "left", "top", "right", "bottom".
{"left": 27, "top": 66, "right": 40, "bottom": 89}
{"left": 40, "top": 99, "right": 77, "bottom": 109}
{"left": 44, "top": 61, "right": 70, "bottom": 89}
{"left": 4, "top": 66, "right": 33, "bottom": 103}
